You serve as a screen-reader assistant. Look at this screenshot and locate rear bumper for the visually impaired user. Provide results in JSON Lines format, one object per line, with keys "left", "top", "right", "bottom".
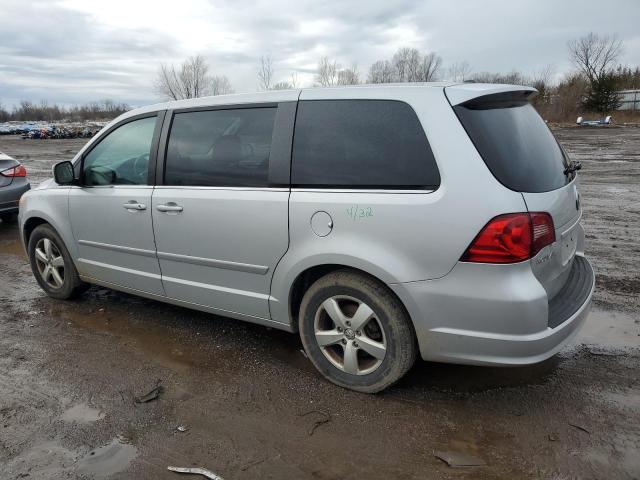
{"left": 391, "top": 255, "right": 594, "bottom": 366}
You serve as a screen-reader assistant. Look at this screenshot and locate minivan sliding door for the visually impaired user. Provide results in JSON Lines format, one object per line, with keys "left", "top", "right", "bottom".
{"left": 152, "top": 102, "right": 295, "bottom": 319}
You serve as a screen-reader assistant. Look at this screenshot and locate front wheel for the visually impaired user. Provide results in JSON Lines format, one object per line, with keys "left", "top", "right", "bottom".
{"left": 299, "top": 270, "right": 417, "bottom": 393}
{"left": 28, "top": 224, "right": 88, "bottom": 299}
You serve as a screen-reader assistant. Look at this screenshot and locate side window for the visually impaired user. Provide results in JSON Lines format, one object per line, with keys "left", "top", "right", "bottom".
{"left": 164, "top": 107, "right": 277, "bottom": 187}
{"left": 292, "top": 100, "right": 440, "bottom": 189}
{"left": 83, "top": 116, "right": 157, "bottom": 186}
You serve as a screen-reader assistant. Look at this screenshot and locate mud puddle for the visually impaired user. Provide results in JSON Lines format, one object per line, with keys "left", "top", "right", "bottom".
{"left": 54, "top": 292, "right": 315, "bottom": 379}
{"left": 76, "top": 437, "right": 137, "bottom": 478}
{"left": 57, "top": 305, "right": 219, "bottom": 375}
{"left": 577, "top": 307, "right": 639, "bottom": 349}
{"left": 0, "top": 233, "right": 25, "bottom": 258}
{"left": 61, "top": 403, "right": 106, "bottom": 423}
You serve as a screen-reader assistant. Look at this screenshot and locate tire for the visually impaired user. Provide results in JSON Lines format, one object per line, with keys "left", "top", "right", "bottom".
{"left": 28, "top": 224, "right": 88, "bottom": 300}
{"left": 0, "top": 212, "right": 18, "bottom": 223}
{"left": 299, "top": 270, "right": 417, "bottom": 393}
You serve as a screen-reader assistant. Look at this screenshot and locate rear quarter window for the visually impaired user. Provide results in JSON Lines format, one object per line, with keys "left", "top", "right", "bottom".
{"left": 453, "top": 92, "right": 571, "bottom": 193}
{"left": 291, "top": 100, "right": 440, "bottom": 189}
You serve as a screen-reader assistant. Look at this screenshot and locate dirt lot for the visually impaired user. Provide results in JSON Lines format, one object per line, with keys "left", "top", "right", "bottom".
{"left": 0, "top": 129, "right": 639, "bottom": 480}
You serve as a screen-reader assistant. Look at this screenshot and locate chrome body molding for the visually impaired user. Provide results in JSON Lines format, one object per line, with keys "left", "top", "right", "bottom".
{"left": 78, "top": 239, "right": 156, "bottom": 258}
{"left": 156, "top": 251, "right": 269, "bottom": 275}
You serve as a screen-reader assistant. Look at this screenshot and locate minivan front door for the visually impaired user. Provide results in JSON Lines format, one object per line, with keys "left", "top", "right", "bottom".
{"left": 152, "top": 104, "right": 294, "bottom": 319}
{"left": 69, "top": 113, "right": 165, "bottom": 295}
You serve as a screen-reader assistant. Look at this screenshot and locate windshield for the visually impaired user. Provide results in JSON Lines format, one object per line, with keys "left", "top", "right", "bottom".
{"left": 453, "top": 92, "right": 572, "bottom": 193}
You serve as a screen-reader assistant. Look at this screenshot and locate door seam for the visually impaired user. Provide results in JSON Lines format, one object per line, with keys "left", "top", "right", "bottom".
{"left": 267, "top": 93, "right": 299, "bottom": 322}
{"left": 150, "top": 111, "right": 168, "bottom": 296}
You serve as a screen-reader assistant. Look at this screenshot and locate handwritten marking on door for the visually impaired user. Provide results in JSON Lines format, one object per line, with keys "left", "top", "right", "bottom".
{"left": 346, "top": 205, "right": 373, "bottom": 221}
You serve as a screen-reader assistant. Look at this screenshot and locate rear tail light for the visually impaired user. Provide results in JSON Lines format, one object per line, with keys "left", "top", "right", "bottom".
{"left": 461, "top": 212, "right": 555, "bottom": 264}
{"left": 530, "top": 212, "right": 556, "bottom": 255}
{"left": 0, "top": 164, "right": 27, "bottom": 177}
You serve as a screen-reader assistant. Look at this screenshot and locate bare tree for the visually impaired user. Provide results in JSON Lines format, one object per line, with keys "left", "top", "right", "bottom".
{"left": 530, "top": 65, "right": 554, "bottom": 100}
{"left": 392, "top": 48, "right": 421, "bottom": 81}
{"left": 155, "top": 55, "right": 211, "bottom": 100}
{"left": 417, "top": 52, "right": 442, "bottom": 81}
{"left": 471, "top": 70, "right": 528, "bottom": 85}
{"left": 446, "top": 61, "right": 473, "bottom": 82}
{"left": 368, "top": 48, "right": 442, "bottom": 84}
{"left": 210, "top": 75, "right": 234, "bottom": 96}
{"left": 554, "top": 72, "right": 589, "bottom": 118}
{"left": 155, "top": 55, "right": 232, "bottom": 100}
{"left": 316, "top": 56, "right": 339, "bottom": 86}
{"left": 258, "top": 55, "right": 274, "bottom": 91}
{"left": 337, "top": 64, "right": 360, "bottom": 85}
{"left": 568, "top": 33, "right": 623, "bottom": 112}
{"left": 271, "top": 72, "right": 301, "bottom": 90}
{"left": 569, "top": 33, "right": 622, "bottom": 84}
{"left": 315, "top": 58, "right": 361, "bottom": 86}
{"left": 531, "top": 65, "right": 553, "bottom": 87}
{"left": 367, "top": 60, "right": 395, "bottom": 84}
{"left": 272, "top": 81, "right": 293, "bottom": 90}
{"left": 156, "top": 64, "right": 183, "bottom": 100}
{"left": 390, "top": 48, "right": 442, "bottom": 82}
{"left": 289, "top": 72, "right": 298, "bottom": 88}
{"left": 182, "top": 55, "right": 210, "bottom": 98}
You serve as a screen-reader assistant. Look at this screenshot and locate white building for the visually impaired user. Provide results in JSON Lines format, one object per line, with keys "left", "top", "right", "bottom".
{"left": 617, "top": 90, "right": 640, "bottom": 111}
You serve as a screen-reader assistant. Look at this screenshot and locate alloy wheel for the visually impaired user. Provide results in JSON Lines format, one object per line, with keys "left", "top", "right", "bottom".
{"left": 34, "top": 238, "right": 65, "bottom": 289}
{"left": 313, "top": 295, "right": 387, "bottom": 375}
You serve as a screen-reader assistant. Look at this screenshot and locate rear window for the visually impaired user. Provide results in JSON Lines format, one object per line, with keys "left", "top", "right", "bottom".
{"left": 292, "top": 100, "right": 440, "bottom": 189}
{"left": 453, "top": 92, "right": 571, "bottom": 193}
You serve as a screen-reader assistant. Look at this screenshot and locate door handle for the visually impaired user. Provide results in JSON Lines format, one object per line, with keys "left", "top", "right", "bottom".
{"left": 123, "top": 201, "right": 146, "bottom": 211}
{"left": 156, "top": 203, "right": 183, "bottom": 213}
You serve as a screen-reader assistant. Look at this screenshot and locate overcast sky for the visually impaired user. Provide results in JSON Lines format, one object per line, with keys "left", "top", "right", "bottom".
{"left": 1, "top": 0, "right": 639, "bottom": 109}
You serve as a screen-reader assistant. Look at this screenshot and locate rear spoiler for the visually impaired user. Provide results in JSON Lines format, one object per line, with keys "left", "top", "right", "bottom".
{"left": 445, "top": 83, "right": 537, "bottom": 106}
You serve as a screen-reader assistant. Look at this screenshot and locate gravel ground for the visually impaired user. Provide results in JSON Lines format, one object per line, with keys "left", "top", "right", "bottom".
{"left": 0, "top": 128, "right": 638, "bottom": 480}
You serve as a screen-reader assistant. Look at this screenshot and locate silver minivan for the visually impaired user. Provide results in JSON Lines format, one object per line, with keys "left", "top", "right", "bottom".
{"left": 19, "top": 83, "right": 594, "bottom": 392}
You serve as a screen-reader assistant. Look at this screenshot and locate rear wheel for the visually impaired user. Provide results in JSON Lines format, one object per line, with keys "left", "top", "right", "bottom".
{"left": 28, "top": 224, "right": 88, "bottom": 299}
{"left": 299, "top": 270, "right": 416, "bottom": 393}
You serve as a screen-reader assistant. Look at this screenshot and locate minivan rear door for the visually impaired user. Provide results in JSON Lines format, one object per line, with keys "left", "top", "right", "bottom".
{"left": 520, "top": 182, "right": 582, "bottom": 299}
{"left": 447, "top": 85, "right": 581, "bottom": 299}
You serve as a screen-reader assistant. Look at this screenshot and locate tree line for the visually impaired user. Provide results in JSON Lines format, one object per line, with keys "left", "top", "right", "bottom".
{"left": 156, "top": 32, "right": 638, "bottom": 121}
{"left": 4, "top": 33, "right": 638, "bottom": 122}
{"left": 0, "top": 100, "right": 129, "bottom": 123}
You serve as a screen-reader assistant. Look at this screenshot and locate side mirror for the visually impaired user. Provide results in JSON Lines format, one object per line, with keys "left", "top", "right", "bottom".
{"left": 53, "top": 161, "right": 75, "bottom": 185}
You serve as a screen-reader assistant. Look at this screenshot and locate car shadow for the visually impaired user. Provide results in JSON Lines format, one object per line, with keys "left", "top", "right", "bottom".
{"left": 396, "top": 355, "right": 561, "bottom": 394}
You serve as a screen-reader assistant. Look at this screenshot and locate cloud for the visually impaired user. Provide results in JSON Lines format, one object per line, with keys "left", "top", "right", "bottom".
{"left": 0, "top": 0, "right": 638, "bottom": 108}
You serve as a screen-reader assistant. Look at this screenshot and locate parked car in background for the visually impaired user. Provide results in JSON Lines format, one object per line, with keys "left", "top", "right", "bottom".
{"left": 0, "top": 151, "right": 30, "bottom": 223}
{"left": 18, "top": 83, "right": 594, "bottom": 392}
